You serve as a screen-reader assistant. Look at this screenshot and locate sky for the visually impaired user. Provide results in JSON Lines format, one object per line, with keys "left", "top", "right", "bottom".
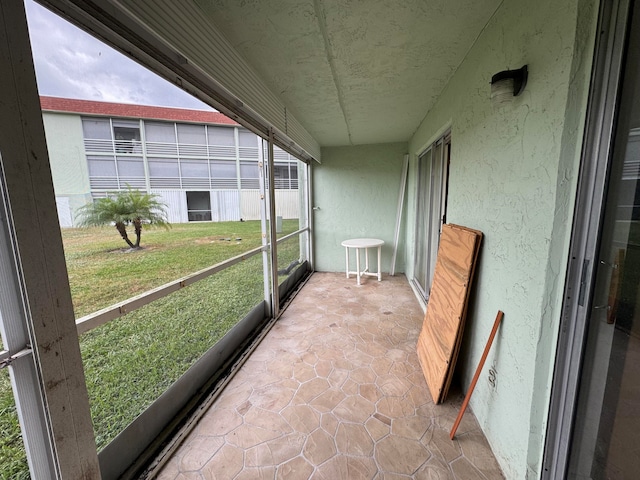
{"left": 24, "top": 0, "right": 212, "bottom": 110}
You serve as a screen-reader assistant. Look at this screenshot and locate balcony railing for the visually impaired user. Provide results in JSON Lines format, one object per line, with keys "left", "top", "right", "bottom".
{"left": 75, "top": 226, "right": 310, "bottom": 335}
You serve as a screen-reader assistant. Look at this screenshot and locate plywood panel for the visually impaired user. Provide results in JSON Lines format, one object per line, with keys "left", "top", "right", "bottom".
{"left": 417, "top": 224, "right": 482, "bottom": 404}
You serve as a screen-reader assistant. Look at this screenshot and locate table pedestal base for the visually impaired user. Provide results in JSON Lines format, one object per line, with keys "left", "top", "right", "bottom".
{"left": 341, "top": 238, "right": 384, "bottom": 286}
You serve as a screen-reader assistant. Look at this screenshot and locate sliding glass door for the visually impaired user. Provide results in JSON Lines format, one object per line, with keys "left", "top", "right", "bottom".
{"left": 413, "top": 132, "right": 450, "bottom": 300}
{"left": 565, "top": 2, "right": 640, "bottom": 477}
{"left": 544, "top": 1, "right": 640, "bottom": 477}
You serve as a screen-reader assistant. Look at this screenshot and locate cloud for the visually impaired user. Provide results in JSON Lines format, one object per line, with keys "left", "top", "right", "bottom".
{"left": 24, "top": 0, "right": 212, "bottom": 110}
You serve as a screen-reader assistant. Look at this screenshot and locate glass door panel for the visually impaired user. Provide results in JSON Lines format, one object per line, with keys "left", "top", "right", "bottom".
{"left": 427, "top": 141, "right": 444, "bottom": 287}
{"left": 567, "top": 3, "right": 640, "bottom": 477}
{"left": 413, "top": 134, "right": 450, "bottom": 301}
{"left": 413, "top": 148, "right": 432, "bottom": 297}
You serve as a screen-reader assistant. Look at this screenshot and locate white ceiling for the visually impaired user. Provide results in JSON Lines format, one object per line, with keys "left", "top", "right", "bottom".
{"left": 194, "top": 0, "right": 502, "bottom": 147}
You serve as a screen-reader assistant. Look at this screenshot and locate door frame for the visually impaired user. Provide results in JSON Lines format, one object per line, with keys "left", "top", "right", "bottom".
{"left": 542, "top": 0, "right": 632, "bottom": 476}
{"left": 412, "top": 131, "right": 451, "bottom": 301}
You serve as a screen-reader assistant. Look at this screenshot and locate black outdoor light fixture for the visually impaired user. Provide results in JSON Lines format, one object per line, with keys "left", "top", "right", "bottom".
{"left": 490, "top": 65, "right": 528, "bottom": 105}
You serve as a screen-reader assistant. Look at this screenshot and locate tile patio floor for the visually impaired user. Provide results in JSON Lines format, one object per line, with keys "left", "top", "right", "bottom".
{"left": 156, "top": 272, "right": 504, "bottom": 479}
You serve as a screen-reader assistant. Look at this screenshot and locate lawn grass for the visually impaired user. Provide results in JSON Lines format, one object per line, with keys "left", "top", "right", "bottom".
{"left": 0, "top": 371, "right": 27, "bottom": 480}
{"left": 66, "top": 220, "right": 288, "bottom": 317}
{"left": 81, "top": 255, "right": 265, "bottom": 448}
{"left": 0, "top": 219, "right": 302, "bottom": 479}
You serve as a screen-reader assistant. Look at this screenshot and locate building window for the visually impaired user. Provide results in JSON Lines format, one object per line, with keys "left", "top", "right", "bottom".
{"left": 186, "top": 191, "right": 212, "bottom": 221}
{"left": 177, "top": 124, "right": 207, "bottom": 156}
{"left": 270, "top": 162, "right": 298, "bottom": 189}
{"left": 145, "top": 121, "right": 178, "bottom": 156}
{"left": 240, "top": 160, "right": 260, "bottom": 189}
{"left": 148, "top": 158, "right": 180, "bottom": 189}
{"left": 82, "top": 117, "right": 111, "bottom": 139}
{"left": 116, "top": 156, "right": 145, "bottom": 188}
{"left": 82, "top": 117, "right": 299, "bottom": 197}
{"left": 87, "top": 155, "right": 118, "bottom": 190}
{"left": 211, "top": 159, "right": 237, "bottom": 189}
{"left": 112, "top": 120, "right": 141, "bottom": 153}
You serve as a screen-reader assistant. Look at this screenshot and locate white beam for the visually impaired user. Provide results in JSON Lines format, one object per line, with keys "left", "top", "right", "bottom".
{"left": 0, "top": 1, "right": 100, "bottom": 478}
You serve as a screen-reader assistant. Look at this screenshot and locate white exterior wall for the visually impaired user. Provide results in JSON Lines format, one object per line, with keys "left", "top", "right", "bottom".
{"left": 151, "top": 189, "right": 299, "bottom": 223}
{"left": 241, "top": 189, "right": 300, "bottom": 221}
{"left": 55, "top": 196, "right": 73, "bottom": 228}
{"left": 274, "top": 190, "right": 300, "bottom": 219}
{"left": 210, "top": 190, "right": 241, "bottom": 221}
{"left": 240, "top": 190, "right": 261, "bottom": 220}
{"left": 150, "top": 190, "right": 188, "bottom": 223}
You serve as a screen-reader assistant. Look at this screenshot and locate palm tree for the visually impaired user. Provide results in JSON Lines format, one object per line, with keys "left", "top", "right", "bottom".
{"left": 76, "top": 188, "right": 169, "bottom": 249}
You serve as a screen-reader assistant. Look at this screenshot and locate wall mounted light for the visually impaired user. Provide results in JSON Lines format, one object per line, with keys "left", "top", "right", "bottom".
{"left": 490, "top": 65, "right": 528, "bottom": 105}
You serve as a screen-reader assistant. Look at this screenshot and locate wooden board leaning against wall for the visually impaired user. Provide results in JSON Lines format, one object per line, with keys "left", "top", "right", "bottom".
{"left": 416, "top": 224, "right": 483, "bottom": 404}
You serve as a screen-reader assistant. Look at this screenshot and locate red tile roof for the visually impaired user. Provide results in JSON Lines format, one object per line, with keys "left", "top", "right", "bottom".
{"left": 40, "top": 96, "right": 238, "bottom": 126}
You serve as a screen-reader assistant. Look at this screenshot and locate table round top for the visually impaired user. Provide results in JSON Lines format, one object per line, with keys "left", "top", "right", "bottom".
{"left": 341, "top": 238, "right": 385, "bottom": 248}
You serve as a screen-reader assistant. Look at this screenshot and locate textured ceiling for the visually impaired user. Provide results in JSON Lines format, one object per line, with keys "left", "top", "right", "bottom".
{"left": 195, "top": 0, "right": 501, "bottom": 147}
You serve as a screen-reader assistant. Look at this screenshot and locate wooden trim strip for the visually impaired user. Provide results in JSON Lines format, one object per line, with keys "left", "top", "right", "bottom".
{"left": 76, "top": 244, "right": 266, "bottom": 334}
{"left": 450, "top": 310, "right": 504, "bottom": 440}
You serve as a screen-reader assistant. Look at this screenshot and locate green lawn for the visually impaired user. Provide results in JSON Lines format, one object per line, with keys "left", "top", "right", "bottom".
{"left": 66, "top": 220, "right": 291, "bottom": 317}
{"left": 1, "top": 219, "right": 302, "bottom": 479}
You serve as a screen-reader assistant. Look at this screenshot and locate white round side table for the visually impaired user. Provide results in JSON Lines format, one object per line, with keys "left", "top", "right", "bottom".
{"left": 341, "top": 238, "right": 384, "bottom": 285}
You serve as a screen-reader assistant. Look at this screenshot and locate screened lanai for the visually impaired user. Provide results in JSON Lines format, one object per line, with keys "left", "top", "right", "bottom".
{"left": 0, "top": 0, "right": 611, "bottom": 478}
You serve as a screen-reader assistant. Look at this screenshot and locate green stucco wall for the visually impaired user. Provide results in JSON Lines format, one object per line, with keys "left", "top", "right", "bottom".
{"left": 43, "top": 112, "right": 92, "bottom": 226}
{"left": 43, "top": 112, "right": 90, "bottom": 196}
{"left": 313, "top": 143, "right": 408, "bottom": 274}
{"left": 404, "top": 0, "right": 598, "bottom": 478}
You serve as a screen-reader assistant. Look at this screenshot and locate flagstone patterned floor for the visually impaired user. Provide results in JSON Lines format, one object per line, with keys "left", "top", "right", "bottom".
{"left": 156, "top": 272, "right": 504, "bottom": 479}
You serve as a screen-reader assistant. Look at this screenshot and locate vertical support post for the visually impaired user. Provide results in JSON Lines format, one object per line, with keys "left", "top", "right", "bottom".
{"left": 235, "top": 127, "right": 243, "bottom": 194}
{"left": 307, "top": 162, "right": 315, "bottom": 270}
{"left": 356, "top": 248, "right": 361, "bottom": 286}
{"left": 298, "top": 159, "right": 308, "bottom": 265}
{"left": 0, "top": 174, "right": 58, "bottom": 480}
{"left": 139, "top": 119, "right": 152, "bottom": 193}
{"left": 390, "top": 154, "right": 409, "bottom": 276}
{"left": 378, "top": 245, "right": 382, "bottom": 281}
{"left": 0, "top": 2, "right": 100, "bottom": 477}
{"left": 267, "top": 129, "right": 279, "bottom": 317}
{"left": 257, "top": 139, "right": 271, "bottom": 311}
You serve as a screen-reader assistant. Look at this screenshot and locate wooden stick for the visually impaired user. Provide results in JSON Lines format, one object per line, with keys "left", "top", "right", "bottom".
{"left": 450, "top": 310, "right": 504, "bottom": 440}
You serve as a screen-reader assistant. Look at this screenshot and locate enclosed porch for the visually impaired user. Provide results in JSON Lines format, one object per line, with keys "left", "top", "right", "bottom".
{"left": 0, "top": 0, "right": 607, "bottom": 478}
